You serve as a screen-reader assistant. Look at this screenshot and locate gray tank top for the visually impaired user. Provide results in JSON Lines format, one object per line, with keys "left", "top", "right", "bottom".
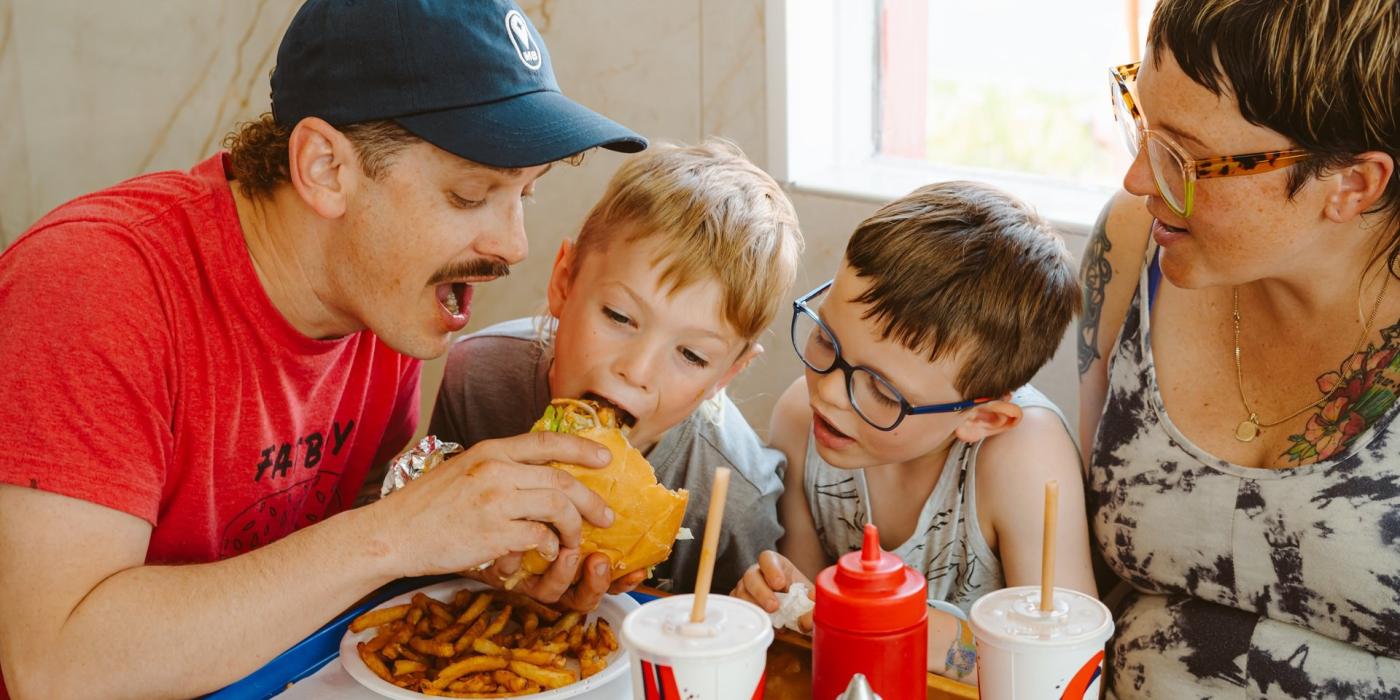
{"left": 1090, "top": 243, "right": 1400, "bottom": 698}
{"left": 805, "top": 386, "right": 1069, "bottom": 613}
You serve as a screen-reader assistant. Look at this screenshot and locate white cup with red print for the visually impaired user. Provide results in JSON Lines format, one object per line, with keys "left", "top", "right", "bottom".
{"left": 620, "top": 594, "right": 773, "bottom": 699}
{"left": 967, "top": 586, "right": 1113, "bottom": 700}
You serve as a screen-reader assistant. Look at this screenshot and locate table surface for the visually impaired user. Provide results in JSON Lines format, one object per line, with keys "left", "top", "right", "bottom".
{"left": 272, "top": 587, "right": 978, "bottom": 700}
{"left": 276, "top": 640, "right": 978, "bottom": 700}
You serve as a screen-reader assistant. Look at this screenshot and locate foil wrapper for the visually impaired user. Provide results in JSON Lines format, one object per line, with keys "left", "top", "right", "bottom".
{"left": 380, "top": 434, "right": 464, "bottom": 499}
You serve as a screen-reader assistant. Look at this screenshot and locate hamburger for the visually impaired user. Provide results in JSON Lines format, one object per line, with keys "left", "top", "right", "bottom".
{"left": 516, "top": 398, "right": 689, "bottom": 583}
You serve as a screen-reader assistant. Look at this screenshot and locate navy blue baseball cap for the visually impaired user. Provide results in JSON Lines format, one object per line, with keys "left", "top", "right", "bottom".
{"left": 270, "top": 0, "right": 647, "bottom": 168}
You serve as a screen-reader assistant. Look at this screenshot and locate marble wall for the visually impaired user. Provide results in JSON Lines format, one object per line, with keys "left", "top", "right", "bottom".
{"left": 0, "top": 0, "right": 1084, "bottom": 437}
{"left": 0, "top": 0, "right": 303, "bottom": 245}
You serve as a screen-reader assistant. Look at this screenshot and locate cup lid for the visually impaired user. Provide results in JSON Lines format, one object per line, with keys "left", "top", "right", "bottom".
{"left": 621, "top": 595, "right": 773, "bottom": 660}
{"left": 968, "top": 586, "right": 1113, "bottom": 650}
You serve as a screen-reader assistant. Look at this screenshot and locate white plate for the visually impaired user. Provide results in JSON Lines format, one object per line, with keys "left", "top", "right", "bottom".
{"left": 340, "top": 579, "right": 638, "bottom": 699}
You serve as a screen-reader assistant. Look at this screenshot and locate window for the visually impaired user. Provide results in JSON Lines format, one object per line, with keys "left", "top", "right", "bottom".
{"left": 769, "top": 0, "right": 1155, "bottom": 233}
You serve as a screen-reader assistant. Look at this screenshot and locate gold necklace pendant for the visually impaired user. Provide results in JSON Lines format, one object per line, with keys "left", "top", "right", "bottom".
{"left": 1235, "top": 414, "right": 1261, "bottom": 443}
{"left": 1230, "top": 272, "right": 1388, "bottom": 447}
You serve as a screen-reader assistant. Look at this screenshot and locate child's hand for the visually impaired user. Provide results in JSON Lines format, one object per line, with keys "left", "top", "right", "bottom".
{"left": 732, "top": 550, "right": 814, "bottom": 630}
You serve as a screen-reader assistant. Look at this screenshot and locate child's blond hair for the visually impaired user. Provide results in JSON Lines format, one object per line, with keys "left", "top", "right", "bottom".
{"left": 571, "top": 139, "right": 803, "bottom": 340}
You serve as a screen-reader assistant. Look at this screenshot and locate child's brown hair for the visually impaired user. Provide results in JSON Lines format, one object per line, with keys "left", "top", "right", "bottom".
{"left": 845, "top": 181, "right": 1080, "bottom": 399}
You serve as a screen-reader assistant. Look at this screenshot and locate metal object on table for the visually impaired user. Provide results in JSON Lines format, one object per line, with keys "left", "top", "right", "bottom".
{"left": 838, "top": 673, "right": 883, "bottom": 700}
{"left": 763, "top": 623, "right": 977, "bottom": 699}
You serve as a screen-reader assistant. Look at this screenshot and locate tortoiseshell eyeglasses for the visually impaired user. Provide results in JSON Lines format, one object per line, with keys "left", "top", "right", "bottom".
{"left": 1110, "top": 62, "right": 1312, "bottom": 218}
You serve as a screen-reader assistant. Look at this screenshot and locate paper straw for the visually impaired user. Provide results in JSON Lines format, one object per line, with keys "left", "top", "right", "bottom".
{"left": 1041, "top": 480, "right": 1059, "bottom": 612}
{"left": 690, "top": 467, "right": 732, "bottom": 623}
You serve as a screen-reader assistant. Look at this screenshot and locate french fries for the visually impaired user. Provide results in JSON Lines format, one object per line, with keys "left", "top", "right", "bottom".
{"left": 395, "top": 659, "right": 429, "bottom": 676}
{"left": 350, "top": 603, "right": 411, "bottom": 633}
{"left": 509, "top": 660, "right": 576, "bottom": 690}
{"left": 359, "top": 642, "right": 394, "bottom": 682}
{"left": 347, "top": 584, "right": 622, "bottom": 697}
{"left": 433, "top": 656, "right": 510, "bottom": 689}
{"left": 409, "top": 637, "right": 458, "bottom": 658}
{"left": 471, "top": 637, "right": 509, "bottom": 657}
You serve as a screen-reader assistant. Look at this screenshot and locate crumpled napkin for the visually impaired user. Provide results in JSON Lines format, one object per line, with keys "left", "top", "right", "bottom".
{"left": 769, "top": 582, "right": 815, "bottom": 633}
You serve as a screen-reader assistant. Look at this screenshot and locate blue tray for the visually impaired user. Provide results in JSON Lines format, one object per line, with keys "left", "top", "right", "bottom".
{"left": 204, "top": 580, "right": 660, "bottom": 699}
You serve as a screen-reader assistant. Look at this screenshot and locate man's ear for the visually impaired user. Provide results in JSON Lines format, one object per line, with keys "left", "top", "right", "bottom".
{"left": 545, "top": 239, "right": 576, "bottom": 319}
{"left": 286, "top": 117, "right": 354, "bottom": 220}
{"left": 1324, "top": 151, "right": 1395, "bottom": 224}
{"left": 953, "top": 398, "right": 1021, "bottom": 443}
{"left": 706, "top": 342, "right": 764, "bottom": 399}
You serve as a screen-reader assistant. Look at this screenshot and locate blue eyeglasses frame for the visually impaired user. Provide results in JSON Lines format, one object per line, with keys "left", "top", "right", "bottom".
{"left": 791, "top": 279, "right": 991, "bottom": 431}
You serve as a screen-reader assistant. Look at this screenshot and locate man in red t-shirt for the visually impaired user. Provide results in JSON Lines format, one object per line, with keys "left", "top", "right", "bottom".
{"left": 0, "top": 1, "right": 649, "bottom": 697}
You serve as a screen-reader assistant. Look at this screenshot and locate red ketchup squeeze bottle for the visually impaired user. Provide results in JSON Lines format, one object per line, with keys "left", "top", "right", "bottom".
{"left": 813, "top": 523, "right": 928, "bottom": 700}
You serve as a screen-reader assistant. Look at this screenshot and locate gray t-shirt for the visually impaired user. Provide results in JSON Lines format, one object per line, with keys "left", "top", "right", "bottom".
{"left": 428, "top": 317, "right": 786, "bottom": 594}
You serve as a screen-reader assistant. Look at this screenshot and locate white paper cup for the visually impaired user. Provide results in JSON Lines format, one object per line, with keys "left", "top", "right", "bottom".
{"left": 968, "top": 586, "right": 1113, "bottom": 700}
{"left": 620, "top": 594, "right": 774, "bottom": 700}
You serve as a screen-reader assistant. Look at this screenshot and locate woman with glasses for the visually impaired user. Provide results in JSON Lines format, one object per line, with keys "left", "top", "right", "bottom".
{"left": 1079, "top": 1, "right": 1400, "bottom": 696}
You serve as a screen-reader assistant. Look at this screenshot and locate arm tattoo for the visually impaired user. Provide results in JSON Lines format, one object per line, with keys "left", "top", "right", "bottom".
{"left": 1078, "top": 204, "right": 1114, "bottom": 377}
{"left": 943, "top": 618, "right": 978, "bottom": 680}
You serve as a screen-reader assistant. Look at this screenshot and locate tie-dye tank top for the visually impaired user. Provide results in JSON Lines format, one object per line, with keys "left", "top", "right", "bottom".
{"left": 1089, "top": 243, "right": 1400, "bottom": 698}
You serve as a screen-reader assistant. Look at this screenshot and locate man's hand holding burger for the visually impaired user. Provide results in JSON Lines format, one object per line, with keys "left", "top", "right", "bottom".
{"left": 468, "top": 399, "right": 688, "bottom": 610}
{"left": 470, "top": 550, "right": 648, "bottom": 611}
{"left": 364, "top": 431, "right": 616, "bottom": 578}
{"left": 369, "top": 398, "right": 685, "bottom": 612}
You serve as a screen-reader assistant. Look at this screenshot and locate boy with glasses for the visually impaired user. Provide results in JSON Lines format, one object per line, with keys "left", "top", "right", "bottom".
{"left": 732, "top": 181, "right": 1095, "bottom": 682}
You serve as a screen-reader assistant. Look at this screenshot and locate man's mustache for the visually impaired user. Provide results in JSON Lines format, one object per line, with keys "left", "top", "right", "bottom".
{"left": 429, "top": 259, "right": 512, "bottom": 285}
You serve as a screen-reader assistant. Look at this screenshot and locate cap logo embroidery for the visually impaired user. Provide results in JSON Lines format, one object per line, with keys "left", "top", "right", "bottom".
{"left": 505, "top": 10, "right": 542, "bottom": 70}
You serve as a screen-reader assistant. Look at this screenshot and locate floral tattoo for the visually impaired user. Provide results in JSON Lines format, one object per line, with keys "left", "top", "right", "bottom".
{"left": 1284, "top": 321, "right": 1400, "bottom": 463}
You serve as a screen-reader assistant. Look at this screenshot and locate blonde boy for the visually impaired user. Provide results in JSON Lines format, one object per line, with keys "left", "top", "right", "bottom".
{"left": 732, "top": 181, "right": 1095, "bottom": 683}
{"left": 431, "top": 140, "right": 803, "bottom": 601}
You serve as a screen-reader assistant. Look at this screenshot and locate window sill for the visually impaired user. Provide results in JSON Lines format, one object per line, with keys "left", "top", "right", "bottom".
{"left": 785, "top": 155, "right": 1112, "bottom": 239}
